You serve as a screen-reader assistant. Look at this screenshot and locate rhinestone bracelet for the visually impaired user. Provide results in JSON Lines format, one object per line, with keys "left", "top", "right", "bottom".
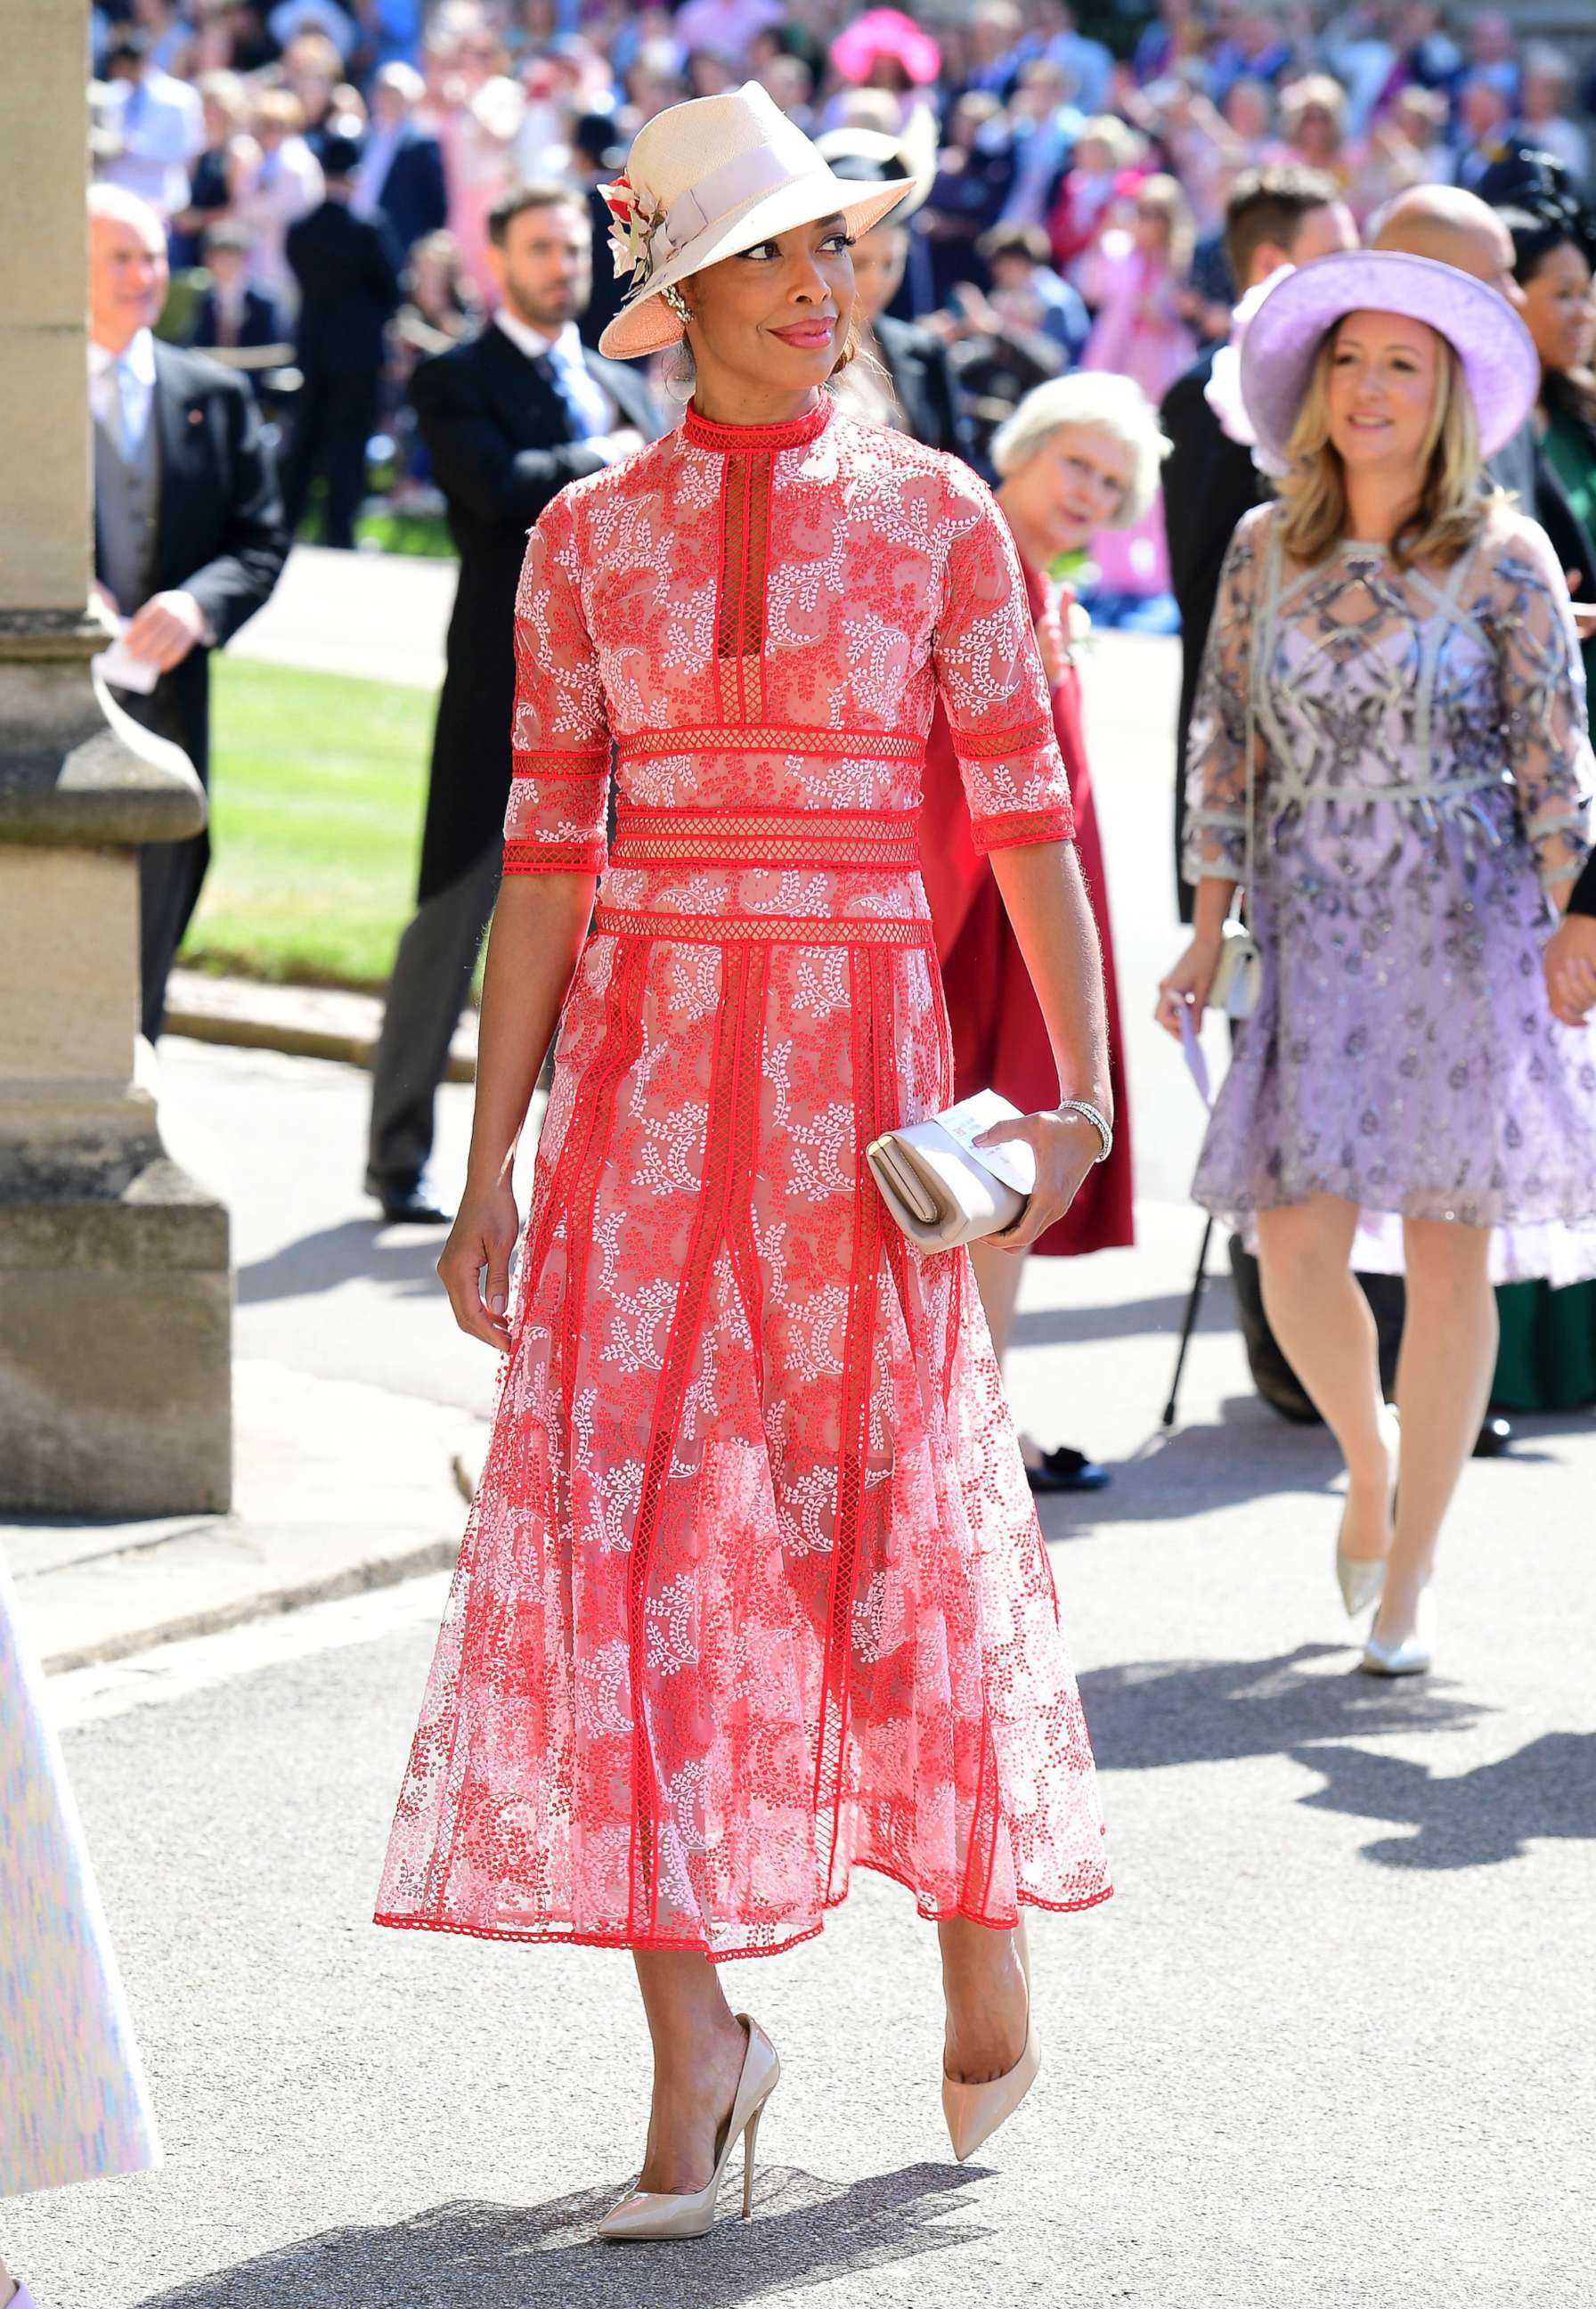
{"left": 1057, "top": 1098, "right": 1113, "bottom": 1164}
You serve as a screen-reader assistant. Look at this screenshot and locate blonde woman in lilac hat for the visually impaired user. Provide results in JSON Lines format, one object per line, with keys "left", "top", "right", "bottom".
{"left": 1156, "top": 249, "right": 1596, "bottom": 1677}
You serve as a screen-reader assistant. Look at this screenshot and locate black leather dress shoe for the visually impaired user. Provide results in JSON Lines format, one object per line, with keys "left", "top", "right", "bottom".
{"left": 1024, "top": 1445, "right": 1112, "bottom": 1495}
{"left": 376, "top": 1181, "right": 453, "bottom": 1226}
{"left": 1472, "top": 1414, "right": 1512, "bottom": 1459}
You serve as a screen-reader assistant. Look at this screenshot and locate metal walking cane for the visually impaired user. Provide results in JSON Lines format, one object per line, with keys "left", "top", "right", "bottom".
{"left": 1161, "top": 1212, "right": 1215, "bottom": 1429}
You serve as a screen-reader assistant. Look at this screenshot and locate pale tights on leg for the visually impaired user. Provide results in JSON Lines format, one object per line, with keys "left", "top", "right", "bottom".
{"left": 1255, "top": 1196, "right": 1495, "bottom": 1644}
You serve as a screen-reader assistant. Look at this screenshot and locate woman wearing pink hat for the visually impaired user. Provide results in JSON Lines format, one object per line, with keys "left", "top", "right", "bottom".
{"left": 376, "top": 81, "right": 1114, "bottom": 2239}
{"left": 1157, "top": 250, "right": 1596, "bottom": 1676}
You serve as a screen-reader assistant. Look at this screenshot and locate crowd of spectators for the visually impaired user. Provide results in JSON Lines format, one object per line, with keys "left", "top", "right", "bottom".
{"left": 88, "top": 0, "right": 1596, "bottom": 600}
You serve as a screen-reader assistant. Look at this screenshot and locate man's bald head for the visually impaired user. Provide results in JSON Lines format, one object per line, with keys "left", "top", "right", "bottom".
{"left": 88, "top": 181, "right": 166, "bottom": 247}
{"left": 1372, "top": 184, "right": 1521, "bottom": 306}
{"left": 88, "top": 182, "right": 169, "bottom": 351}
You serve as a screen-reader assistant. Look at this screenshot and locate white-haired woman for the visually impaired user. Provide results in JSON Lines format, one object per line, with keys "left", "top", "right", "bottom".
{"left": 377, "top": 82, "right": 1112, "bottom": 2238}
{"left": 923, "top": 371, "right": 1164, "bottom": 1491}
{"left": 1157, "top": 251, "right": 1596, "bottom": 1676}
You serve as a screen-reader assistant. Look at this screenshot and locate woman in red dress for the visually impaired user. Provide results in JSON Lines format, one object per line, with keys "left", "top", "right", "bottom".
{"left": 376, "top": 86, "right": 1113, "bottom": 2240}
{"left": 923, "top": 372, "right": 1168, "bottom": 1491}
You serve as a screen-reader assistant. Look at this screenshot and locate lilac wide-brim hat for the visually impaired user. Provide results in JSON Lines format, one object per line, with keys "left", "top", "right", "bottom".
{"left": 1239, "top": 249, "right": 1540, "bottom": 466}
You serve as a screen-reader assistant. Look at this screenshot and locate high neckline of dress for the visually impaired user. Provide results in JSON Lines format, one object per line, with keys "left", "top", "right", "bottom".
{"left": 682, "top": 396, "right": 833, "bottom": 456}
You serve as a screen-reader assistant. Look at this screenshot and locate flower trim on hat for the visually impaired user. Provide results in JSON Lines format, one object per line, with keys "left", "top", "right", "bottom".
{"left": 600, "top": 175, "right": 664, "bottom": 298}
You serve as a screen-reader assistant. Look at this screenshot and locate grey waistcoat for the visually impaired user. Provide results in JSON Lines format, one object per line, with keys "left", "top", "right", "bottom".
{"left": 94, "top": 404, "right": 162, "bottom": 615}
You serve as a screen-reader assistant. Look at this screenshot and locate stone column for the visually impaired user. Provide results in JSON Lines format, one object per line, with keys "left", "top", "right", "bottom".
{"left": 0, "top": 0, "right": 231, "bottom": 1513}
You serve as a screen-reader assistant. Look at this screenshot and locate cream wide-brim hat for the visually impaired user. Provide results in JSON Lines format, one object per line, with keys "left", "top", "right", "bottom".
{"left": 1239, "top": 249, "right": 1540, "bottom": 466}
{"left": 597, "top": 81, "right": 917, "bottom": 362}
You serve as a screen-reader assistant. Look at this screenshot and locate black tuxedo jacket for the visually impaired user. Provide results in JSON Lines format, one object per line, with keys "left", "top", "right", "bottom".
{"left": 94, "top": 340, "right": 288, "bottom": 789}
{"left": 1160, "top": 346, "right": 1269, "bottom": 919}
{"left": 410, "top": 320, "right": 659, "bottom": 900}
{"left": 285, "top": 200, "right": 404, "bottom": 374}
{"left": 874, "top": 314, "right": 973, "bottom": 461}
{"left": 373, "top": 127, "right": 448, "bottom": 254}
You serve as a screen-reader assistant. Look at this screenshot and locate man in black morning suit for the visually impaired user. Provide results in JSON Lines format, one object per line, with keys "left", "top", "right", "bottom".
{"left": 364, "top": 181, "right": 657, "bottom": 1224}
{"left": 1160, "top": 167, "right": 1355, "bottom": 919}
{"left": 283, "top": 133, "right": 404, "bottom": 551}
{"left": 87, "top": 186, "right": 288, "bottom": 1043}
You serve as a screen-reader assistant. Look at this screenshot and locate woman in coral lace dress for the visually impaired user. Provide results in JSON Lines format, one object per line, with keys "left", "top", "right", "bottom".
{"left": 376, "top": 84, "right": 1113, "bottom": 2240}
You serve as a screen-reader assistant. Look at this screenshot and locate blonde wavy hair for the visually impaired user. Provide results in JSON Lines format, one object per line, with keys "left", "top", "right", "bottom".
{"left": 1276, "top": 316, "right": 1497, "bottom": 570}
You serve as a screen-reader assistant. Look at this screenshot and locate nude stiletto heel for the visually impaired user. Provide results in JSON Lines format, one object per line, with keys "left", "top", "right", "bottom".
{"left": 1336, "top": 1403, "right": 1400, "bottom": 1617}
{"left": 941, "top": 1921, "right": 1041, "bottom": 2162}
{"left": 597, "top": 2014, "right": 780, "bottom": 2242}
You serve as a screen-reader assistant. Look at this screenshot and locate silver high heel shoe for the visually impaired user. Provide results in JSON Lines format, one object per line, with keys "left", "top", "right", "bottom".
{"left": 597, "top": 2014, "right": 779, "bottom": 2242}
{"left": 1335, "top": 1403, "right": 1400, "bottom": 1616}
{"left": 1361, "top": 1587, "right": 1435, "bottom": 1677}
{"left": 942, "top": 1920, "right": 1041, "bottom": 2162}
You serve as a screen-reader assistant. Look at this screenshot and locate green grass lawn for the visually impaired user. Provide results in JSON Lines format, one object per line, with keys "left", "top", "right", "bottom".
{"left": 181, "top": 657, "right": 435, "bottom": 991}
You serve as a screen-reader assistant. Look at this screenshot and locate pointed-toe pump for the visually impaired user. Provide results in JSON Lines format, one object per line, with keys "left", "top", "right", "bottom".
{"left": 597, "top": 2014, "right": 780, "bottom": 2242}
{"left": 941, "top": 1921, "right": 1041, "bottom": 2163}
{"left": 1336, "top": 1404, "right": 1401, "bottom": 1618}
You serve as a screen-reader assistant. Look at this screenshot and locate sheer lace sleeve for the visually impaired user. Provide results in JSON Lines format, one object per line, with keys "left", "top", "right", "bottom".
{"left": 502, "top": 492, "right": 611, "bottom": 877}
{"left": 1181, "top": 507, "right": 1265, "bottom": 886}
{"left": 1485, "top": 513, "right": 1596, "bottom": 892}
{"left": 931, "top": 472, "right": 1076, "bottom": 854}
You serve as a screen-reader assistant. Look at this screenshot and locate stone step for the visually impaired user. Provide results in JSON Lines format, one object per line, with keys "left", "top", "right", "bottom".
{"left": 166, "top": 969, "right": 477, "bottom": 1080}
{"left": 3, "top": 1358, "right": 482, "bottom": 1674}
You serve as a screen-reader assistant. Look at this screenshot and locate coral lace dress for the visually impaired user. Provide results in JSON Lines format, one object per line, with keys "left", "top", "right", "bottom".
{"left": 375, "top": 396, "right": 1111, "bottom": 1962}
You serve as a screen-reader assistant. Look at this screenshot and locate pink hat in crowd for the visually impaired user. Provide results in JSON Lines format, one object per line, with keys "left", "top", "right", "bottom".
{"left": 1238, "top": 249, "right": 1541, "bottom": 467}
{"left": 829, "top": 9, "right": 942, "bottom": 89}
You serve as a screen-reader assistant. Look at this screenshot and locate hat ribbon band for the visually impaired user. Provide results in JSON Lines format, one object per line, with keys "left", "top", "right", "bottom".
{"left": 649, "top": 144, "right": 826, "bottom": 273}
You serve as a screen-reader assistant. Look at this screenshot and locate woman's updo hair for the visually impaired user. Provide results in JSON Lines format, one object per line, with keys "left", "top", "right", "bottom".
{"left": 989, "top": 372, "right": 1170, "bottom": 529}
{"left": 1504, "top": 203, "right": 1596, "bottom": 440}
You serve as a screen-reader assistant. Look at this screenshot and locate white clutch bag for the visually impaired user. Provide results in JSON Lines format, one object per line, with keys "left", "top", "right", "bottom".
{"left": 866, "top": 1089, "right": 1037, "bottom": 1253}
{"left": 1206, "top": 918, "right": 1262, "bottom": 1020}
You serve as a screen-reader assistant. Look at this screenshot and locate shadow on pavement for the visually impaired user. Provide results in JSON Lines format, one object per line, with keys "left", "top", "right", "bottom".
{"left": 1043, "top": 1402, "right": 1589, "bottom": 1533}
{"left": 1039, "top": 1400, "right": 1344, "bottom": 1531}
{"left": 235, "top": 1219, "right": 450, "bottom": 1307}
{"left": 1011, "top": 1287, "right": 1234, "bottom": 1349}
{"left": 1291, "top": 1732, "right": 1596, "bottom": 1868}
{"left": 134, "top": 2163, "right": 993, "bottom": 2308}
{"left": 1079, "top": 1644, "right": 1482, "bottom": 1772}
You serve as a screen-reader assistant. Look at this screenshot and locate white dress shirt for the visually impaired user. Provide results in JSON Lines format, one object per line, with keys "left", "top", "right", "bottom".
{"left": 350, "top": 120, "right": 404, "bottom": 221}
{"left": 88, "top": 327, "right": 158, "bottom": 459}
{"left": 102, "top": 68, "right": 205, "bottom": 220}
{"left": 493, "top": 309, "right": 616, "bottom": 445}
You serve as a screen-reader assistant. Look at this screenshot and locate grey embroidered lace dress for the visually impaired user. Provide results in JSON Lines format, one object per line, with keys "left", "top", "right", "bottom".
{"left": 1184, "top": 502, "right": 1596, "bottom": 1282}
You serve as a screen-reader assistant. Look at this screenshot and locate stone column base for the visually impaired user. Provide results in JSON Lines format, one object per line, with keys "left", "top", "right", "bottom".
{"left": 0, "top": 1155, "right": 232, "bottom": 1515}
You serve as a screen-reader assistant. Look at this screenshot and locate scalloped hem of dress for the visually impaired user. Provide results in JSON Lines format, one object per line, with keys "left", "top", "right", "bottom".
{"left": 373, "top": 1856, "right": 1113, "bottom": 1963}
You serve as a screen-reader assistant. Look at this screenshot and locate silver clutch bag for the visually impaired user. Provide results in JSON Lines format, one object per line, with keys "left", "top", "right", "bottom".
{"left": 1206, "top": 918, "right": 1262, "bottom": 1020}
{"left": 866, "top": 1089, "right": 1037, "bottom": 1253}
